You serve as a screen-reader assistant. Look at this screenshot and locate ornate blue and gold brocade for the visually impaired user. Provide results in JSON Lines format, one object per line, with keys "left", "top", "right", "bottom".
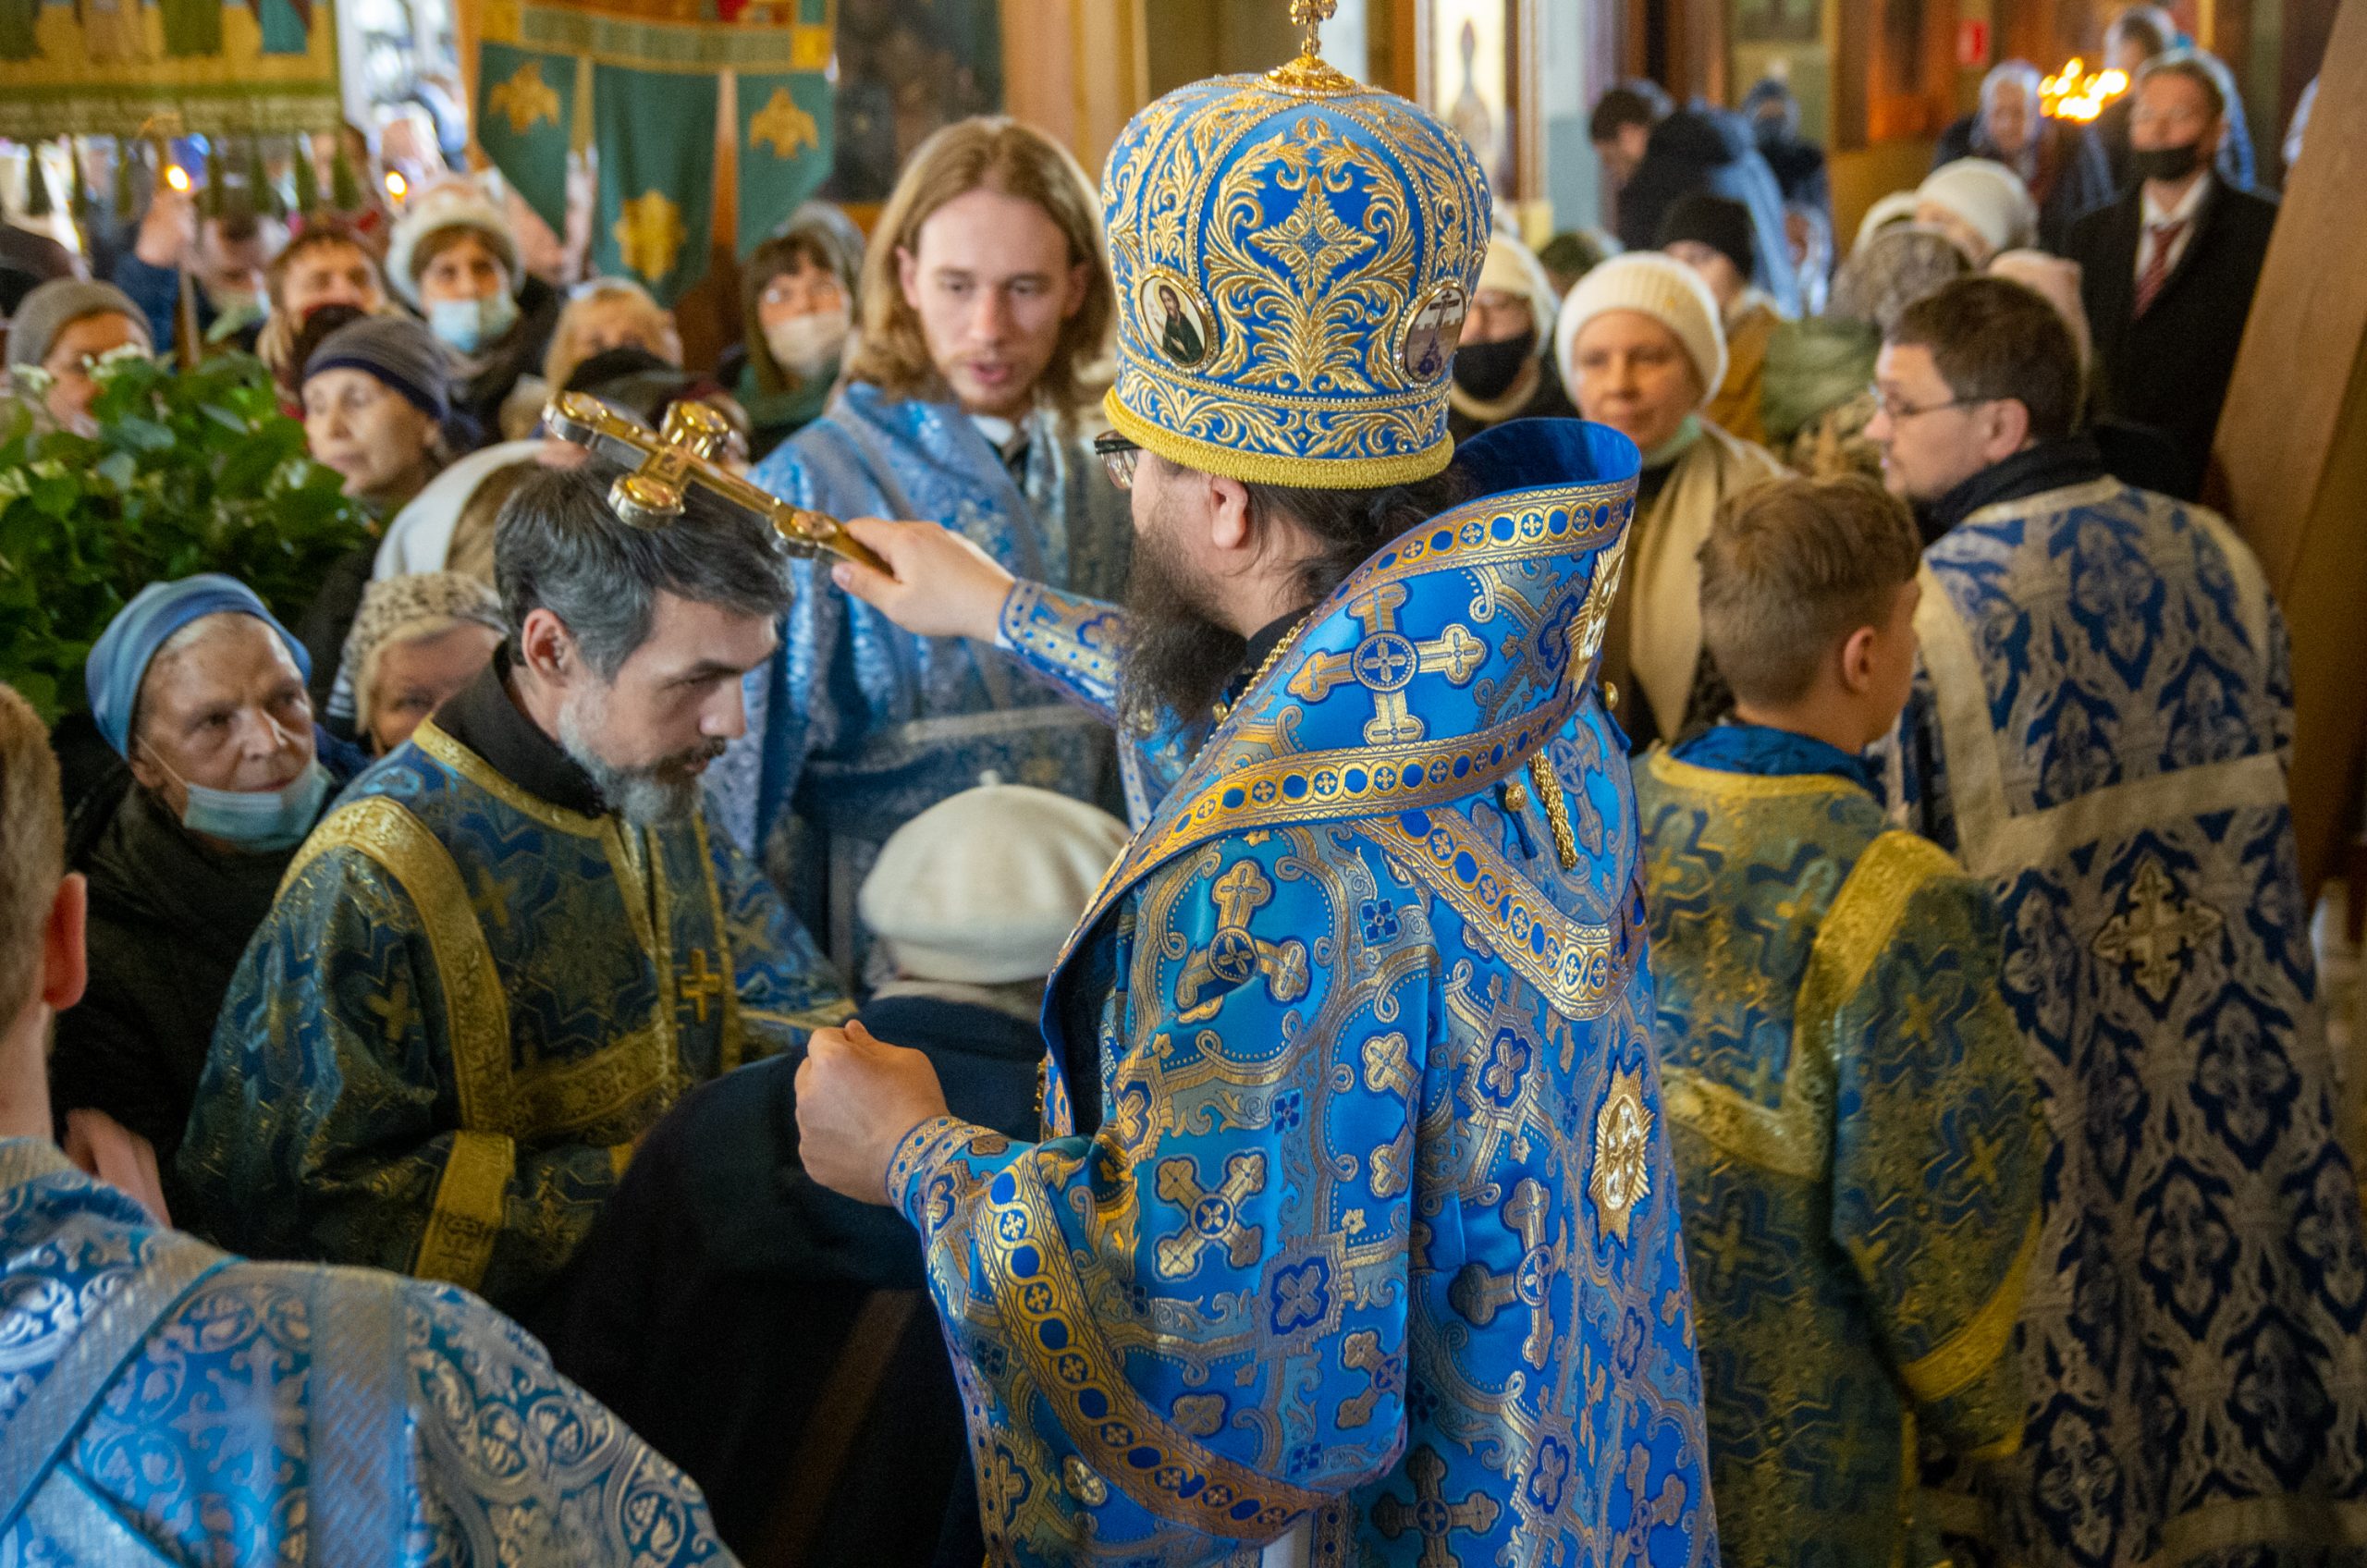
{"left": 892, "top": 422, "right": 1719, "bottom": 1566}
{"left": 1892, "top": 478, "right": 2367, "bottom": 1566}
{"left": 1098, "top": 38, "right": 1492, "bottom": 489}
{"left": 0, "top": 1140, "right": 730, "bottom": 1565}
{"left": 1636, "top": 730, "right": 2041, "bottom": 1568}
{"left": 181, "top": 719, "right": 850, "bottom": 1316}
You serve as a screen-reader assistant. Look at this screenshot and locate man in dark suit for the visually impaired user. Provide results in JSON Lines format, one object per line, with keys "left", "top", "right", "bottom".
{"left": 2067, "top": 48, "right": 2276, "bottom": 500}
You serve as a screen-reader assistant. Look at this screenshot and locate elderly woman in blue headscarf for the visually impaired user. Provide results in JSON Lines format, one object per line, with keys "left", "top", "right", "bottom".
{"left": 49, "top": 575, "right": 369, "bottom": 1221}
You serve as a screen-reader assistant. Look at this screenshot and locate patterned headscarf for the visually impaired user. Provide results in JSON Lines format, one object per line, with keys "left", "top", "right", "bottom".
{"left": 342, "top": 571, "right": 507, "bottom": 732}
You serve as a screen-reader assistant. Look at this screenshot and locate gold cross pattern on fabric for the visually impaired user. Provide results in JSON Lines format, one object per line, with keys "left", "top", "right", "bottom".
{"left": 678, "top": 948, "right": 727, "bottom": 1023}
{"left": 543, "top": 392, "right": 889, "bottom": 572}
{"left": 1447, "top": 1179, "right": 1565, "bottom": 1369}
{"left": 1287, "top": 582, "right": 1486, "bottom": 746}
{"left": 2091, "top": 855, "right": 2226, "bottom": 1005}
{"left": 1174, "top": 860, "right": 1312, "bottom": 1022}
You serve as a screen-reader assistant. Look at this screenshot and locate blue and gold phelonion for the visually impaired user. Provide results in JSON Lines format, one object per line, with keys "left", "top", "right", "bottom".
{"left": 1098, "top": 11, "right": 1493, "bottom": 489}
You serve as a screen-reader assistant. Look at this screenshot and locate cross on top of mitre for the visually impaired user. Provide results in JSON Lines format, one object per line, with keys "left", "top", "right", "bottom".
{"left": 1290, "top": 0, "right": 1337, "bottom": 56}
{"left": 542, "top": 391, "right": 885, "bottom": 571}
{"left": 1270, "top": 0, "right": 1355, "bottom": 93}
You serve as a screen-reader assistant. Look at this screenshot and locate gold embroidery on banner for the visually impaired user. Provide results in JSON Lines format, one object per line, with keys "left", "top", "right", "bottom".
{"left": 413, "top": 721, "right": 604, "bottom": 839}
{"left": 1897, "top": 1219, "right": 2039, "bottom": 1403}
{"left": 414, "top": 1130, "right": 515, "bottom": 1288}
{"left": 292, "top": 797, "right": 517, "bottom": 1136}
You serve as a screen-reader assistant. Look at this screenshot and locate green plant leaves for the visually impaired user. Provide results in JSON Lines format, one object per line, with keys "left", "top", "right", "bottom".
{"left": 0, "top": 352, "right": 372, "bottom": 723}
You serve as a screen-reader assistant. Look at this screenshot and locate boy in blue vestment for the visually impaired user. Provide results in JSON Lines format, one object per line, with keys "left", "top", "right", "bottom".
{"left": 1636, "top": 475, "right": 2041, "bottom": 1567}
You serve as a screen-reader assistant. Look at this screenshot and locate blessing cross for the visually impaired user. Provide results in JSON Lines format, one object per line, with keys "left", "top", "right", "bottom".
{"left": 677, "top": 948, "right": 727, "bottom": 1024}
{"left": 1174, "top": 860, "right": 1312, "bottom": 1021}
{"left": 1445, "top": 1179, "right": 1564, "bottom": 1370}
{"left": 1153, "top": 1150, "right": 1268, "bottom": 1278}
{"left": 544, "top": 392, "right": 888, "bottom": 572}
{"left": 1287, "top": 582, "right": 1487, "bottom": 746}
{"left": 1371, "top": 1446, "right": 1502, "bottom": 1568}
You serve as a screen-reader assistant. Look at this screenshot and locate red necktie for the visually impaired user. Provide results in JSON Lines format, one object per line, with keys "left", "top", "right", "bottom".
{"left": 2135, "top": 217, "right": 2189, "bottom": 318}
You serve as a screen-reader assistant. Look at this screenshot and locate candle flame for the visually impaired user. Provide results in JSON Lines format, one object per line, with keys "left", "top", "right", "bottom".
{"left": 2041, "top": 57, "right": 2129, "bottom": 121}
{"left": 386, "top": 171, "right": 409, "bottom": 200}
{"left": 164, "top": 165, "right": 190, "bottom": 192}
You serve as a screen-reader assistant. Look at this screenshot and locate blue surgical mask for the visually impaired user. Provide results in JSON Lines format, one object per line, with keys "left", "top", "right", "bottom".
{"left": 427, "top": 290, "right": 520, "bottom": 354}
{"left": 178, "top": 761, "right": 334, "bottom": 851}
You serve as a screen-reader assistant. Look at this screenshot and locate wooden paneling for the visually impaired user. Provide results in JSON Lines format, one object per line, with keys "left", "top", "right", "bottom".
{"left": 2209, "top": 0, "right": 2367, "bottom": 896}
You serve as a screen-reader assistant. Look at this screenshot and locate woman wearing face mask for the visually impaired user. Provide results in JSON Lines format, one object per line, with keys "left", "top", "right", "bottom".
{"left": 385, "top": 182, "right": 559, "bottom": 450}
{"left": 1556, "top": 251, "right": 1789, "bottom": 752}
{"left": 51, "top": 575, "right": 370, "bottom": 1219}
{"left": 1446, "top": 233, "right": 1577, "bottom": 439}
{"left": 723, "top": 203, "right": 864, "bottom": 460}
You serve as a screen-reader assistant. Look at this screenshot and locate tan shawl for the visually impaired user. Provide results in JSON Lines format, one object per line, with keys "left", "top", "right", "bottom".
{"left": 1606, "top": 421, "right": 1789, "bottom": 744}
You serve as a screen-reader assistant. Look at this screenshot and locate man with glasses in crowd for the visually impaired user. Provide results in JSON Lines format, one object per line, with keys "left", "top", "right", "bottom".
{"left": 1870, "top": 274, "right": 2367, "bottom": 1567}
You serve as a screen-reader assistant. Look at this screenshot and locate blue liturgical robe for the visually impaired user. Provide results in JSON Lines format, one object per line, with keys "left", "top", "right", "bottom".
{"left": 884, "top": 423, "right": 1717, "bottom": 1565}
{"left": 183, "top": 668, "right": 851, "bottom": 1317}
{"left": 1637, "top": 721, "right": 2041, "bottom": 1567}
{"left": 1893, "top": 475, "right": 2367, "bottom": 1564}
{"left": 717, "top": 383, "right": 1134, "bottom": 978}
{"left": 0, "top": 1141, "right": 732, "bottom": 1565}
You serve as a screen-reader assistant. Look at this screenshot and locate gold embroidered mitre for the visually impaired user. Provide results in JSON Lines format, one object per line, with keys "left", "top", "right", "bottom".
{"left": 1099, "top": 29, "right": 1492, "bottom": 489}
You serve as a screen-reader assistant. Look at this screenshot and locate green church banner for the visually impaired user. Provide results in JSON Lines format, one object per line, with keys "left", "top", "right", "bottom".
{"left": 473, "top": 43, "right": 575, "bottom": 239}
{"left": 734, "top": 59, "right": 831, "bottom": 255}
{"left": 475, "top": 0, "right": 831, "bottom": 300}
{"left": 589, "top": 62, "right": 717, "bottom": 304}
{"left": 0, "top": 0, "right": 342, "bottom": 138}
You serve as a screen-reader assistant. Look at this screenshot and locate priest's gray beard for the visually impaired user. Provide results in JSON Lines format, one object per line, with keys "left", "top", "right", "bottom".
{"left": 1120, "top": 492, "right": 1248, "bottom": 725}
{"left": 558, "top": 684, "right": 727, "bottom": 826}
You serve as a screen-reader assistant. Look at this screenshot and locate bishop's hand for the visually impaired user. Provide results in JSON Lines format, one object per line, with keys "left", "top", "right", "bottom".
{"left": 795, "top": 1020, "right": 952, "bottom": 1206}
{"left": 829, "top": 519, "right": 1016, "bottom": 643}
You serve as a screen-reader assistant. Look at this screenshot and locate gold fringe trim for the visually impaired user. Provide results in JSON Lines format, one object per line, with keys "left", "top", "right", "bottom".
{"left": 1103, "top": 390, "right": 1455, "bottom": 492}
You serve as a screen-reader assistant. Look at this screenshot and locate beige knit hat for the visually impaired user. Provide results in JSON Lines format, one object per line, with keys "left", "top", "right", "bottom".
{"left": 1915, "top": 159, "right": 2040, "bottom": 259}
{"left": 858, "top": 784, "right": 1132, "bottom": 985}
{"left": 1555, "top": 251, "right": 1728, "bottom": 410}
{"left": 1477, "top": 234, "right": 1560, "bottom": 361}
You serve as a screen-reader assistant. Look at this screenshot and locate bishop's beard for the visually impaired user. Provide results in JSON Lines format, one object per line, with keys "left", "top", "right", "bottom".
{"left": 1119, "top": 496, "right": 1248, "bottom": 728}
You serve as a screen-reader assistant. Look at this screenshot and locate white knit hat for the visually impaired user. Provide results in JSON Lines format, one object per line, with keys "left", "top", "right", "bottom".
{"left": 1555, "top": 251, "right": 1727, "bottom": 410}
{"left": 386, "top": 180, "right": 522, "bottom": 309}
{"left": 1477, "top": 234, "right": 1560, "bottom": 361}
{"left": 1915, "top": 159, "right": 2040, "bottom": 259}
{"left": 858, "top": 785, "right": 1132, "bottom": 985}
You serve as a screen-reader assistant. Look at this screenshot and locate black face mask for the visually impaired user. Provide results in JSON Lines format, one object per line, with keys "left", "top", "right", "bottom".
{"left": 2128, "top": 141, "right": 2206, "bottom": 183}
{"left": 1453, "top": 329, "right": 1537, "bottom": 402}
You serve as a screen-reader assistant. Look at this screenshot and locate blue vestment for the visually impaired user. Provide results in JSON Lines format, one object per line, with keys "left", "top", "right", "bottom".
{"left": 886, "top": 422, "right": 1717, "bottom": 1565}
{"left": 1893, "top": 477, "right": 2367, "bottom": 1564}
{"left": 1637, "top": 722, "right": 2041, "bottom": 1567}
{"left": 183, "top": 704, "right": 851, "bottom": 1317}
{"left": 717, "top": 382, "right": 1133, "bottom": 979}
{"left": 0, "top": 1140, "right": 732, "bottom": 1565}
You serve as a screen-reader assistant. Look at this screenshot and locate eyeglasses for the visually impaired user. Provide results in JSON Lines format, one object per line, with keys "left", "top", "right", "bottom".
{"left": 1094, "top": 430, "right": 1141, "bottom": 491}
{"left": 1868, "top": 384, "right": 1982, "bottom": 423}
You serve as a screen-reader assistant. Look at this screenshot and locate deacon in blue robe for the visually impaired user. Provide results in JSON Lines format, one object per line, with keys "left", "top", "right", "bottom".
{"left": 183, "top": 657, "right": 851, "bottom": 1318}
{"left": 720, "top": 380, "right": 1132, "bottom": 979}
{"left": 1894, "top": 471, "right": 2367, "bottom": 1564}
{"left": 1637, "top": 720, "right": 2040, "bottom": 1567}
{"left": 0, "top": 1140, "right": 731, "bottom": 1565}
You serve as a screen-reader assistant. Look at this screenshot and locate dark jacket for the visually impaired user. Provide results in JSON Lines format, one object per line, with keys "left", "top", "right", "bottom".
{"left": 1617, "top": 104, "right": 1801, "bottom": 314}
{"left": 2066, "top": 178, "right": 2277, "bottom": 499}
{"left": 49, "top": 782, "right": 317, "bottom": 1212}
{"left": 1932, "top": 115, "right": 2115, "bottom": 252}
{"left": 533, "top": 986, "right": 1046, "bottom": 1568}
